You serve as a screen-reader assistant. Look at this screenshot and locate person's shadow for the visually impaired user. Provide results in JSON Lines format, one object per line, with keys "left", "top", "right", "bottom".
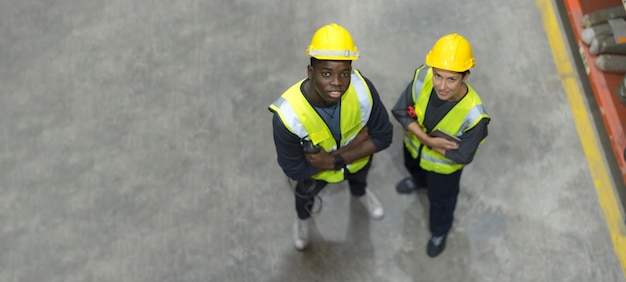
{"left": 270, "top": 184, "right": 379, "bottom": 282}
{"left": 392, "top": 189, "right": 475, "bottom": 282}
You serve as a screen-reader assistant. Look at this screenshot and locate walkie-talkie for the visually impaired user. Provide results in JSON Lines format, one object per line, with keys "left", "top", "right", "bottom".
{"left": 301, "top": 137, "right": 320, "bottom": 154}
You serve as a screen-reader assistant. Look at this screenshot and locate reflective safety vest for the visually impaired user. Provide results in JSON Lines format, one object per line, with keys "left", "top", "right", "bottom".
{"left": 404, "top": 66, "right": 490, "bottom": 174}
{"left": 269, "top": 70, "right": 373, "bottom": 183}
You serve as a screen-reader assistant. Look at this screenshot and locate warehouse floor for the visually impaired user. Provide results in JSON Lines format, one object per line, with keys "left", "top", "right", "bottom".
{"left": 0, "top": 0, "right": 624, "bottom": 281}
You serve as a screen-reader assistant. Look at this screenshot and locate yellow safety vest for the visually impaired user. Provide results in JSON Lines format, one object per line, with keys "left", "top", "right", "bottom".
{"left": 404, "top": 66, "right": 490, "bottom": 174}
{"left": 269, "top": 70, "right": 373, "bottom": 183}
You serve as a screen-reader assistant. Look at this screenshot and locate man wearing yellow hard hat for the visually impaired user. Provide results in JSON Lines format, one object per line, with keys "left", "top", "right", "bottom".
{"left": 391, "top": 34, "right": 490, "bottom": 257}
{"left": 269, "top": 23, "right": 393, "bottom": 251}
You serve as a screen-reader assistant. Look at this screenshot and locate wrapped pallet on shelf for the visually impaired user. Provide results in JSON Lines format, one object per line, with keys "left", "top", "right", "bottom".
{"left": 582, "top": 5, "right": 626, "bottom": 27}
{"left": 580, "top": 6, "right": 626, "bottom": 70}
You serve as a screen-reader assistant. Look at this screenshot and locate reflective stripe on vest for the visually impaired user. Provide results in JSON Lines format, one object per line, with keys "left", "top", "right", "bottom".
{"left": 269, "top": 70, "right": 373, "bottom": 183}
{"left": 404, "top": 66, "right": 489, "bottom": 174}
{"left": 412, "top": 66, "right": 429, "bottom": 101}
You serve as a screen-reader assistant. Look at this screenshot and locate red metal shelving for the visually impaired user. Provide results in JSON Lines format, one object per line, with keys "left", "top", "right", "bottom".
{"left": 563, "top": 0, "right": 626, "bottom": 186}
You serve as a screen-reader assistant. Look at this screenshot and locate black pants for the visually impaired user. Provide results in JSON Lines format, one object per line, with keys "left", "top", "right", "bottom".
{"left": 404, "top": 146, "right": 462, "bottom": 236}
{"left": 295, "top": 159, "right": 372, "bottom": 219}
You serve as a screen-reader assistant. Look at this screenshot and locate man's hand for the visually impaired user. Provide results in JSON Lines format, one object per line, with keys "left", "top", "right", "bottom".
{"left": 305, "top": 127, "right": 373, "bottom": 170}
{"left": 305, "top": 149, "right": 335, "bottom": 171}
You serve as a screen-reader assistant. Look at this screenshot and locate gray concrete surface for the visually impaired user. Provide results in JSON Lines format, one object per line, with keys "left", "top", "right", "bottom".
{"left": 0, "top": 0, "right": 624, "bottom": 281}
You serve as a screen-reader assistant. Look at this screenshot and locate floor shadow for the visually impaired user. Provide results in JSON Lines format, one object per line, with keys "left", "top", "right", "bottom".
{"left": 392, "top": 191, "right": 476, "bottom": 282}
{"left": 269, "top": 194, "right": 381, "bottom": 282}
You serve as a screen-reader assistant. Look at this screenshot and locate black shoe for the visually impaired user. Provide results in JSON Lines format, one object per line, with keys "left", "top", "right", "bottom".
{"left": 426, "top": 234, "right": 447, "bottom": 257}
{"left": 396, "top": 177, "right": 420, "bottom": 194}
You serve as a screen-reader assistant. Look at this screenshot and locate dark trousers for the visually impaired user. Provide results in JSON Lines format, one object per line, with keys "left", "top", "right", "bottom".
{"left": 295, "top": 159, "right": 372, "bottom": 219}
{"left": 404, "top": 146, "right": 462, "bottom": 236}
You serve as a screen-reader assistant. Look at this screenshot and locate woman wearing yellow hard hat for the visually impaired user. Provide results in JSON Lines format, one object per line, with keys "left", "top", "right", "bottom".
{"left": 391, "top": 33, "right": 491, "bottom": 257}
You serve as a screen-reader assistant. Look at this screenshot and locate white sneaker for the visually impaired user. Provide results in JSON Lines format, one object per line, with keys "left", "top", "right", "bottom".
{"left": 359, "top": 190, "right": 384, "bottom": 219}
{"left": 293, "top": 218, "right": 309, "bottom": 251}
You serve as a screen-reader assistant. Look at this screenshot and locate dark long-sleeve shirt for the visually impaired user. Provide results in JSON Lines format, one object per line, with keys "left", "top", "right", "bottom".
{"left": 271, "top": 75, "right": 393, "bottom": 181}
{"left": 391, "top": 81, "right": 489, "bottom": 165}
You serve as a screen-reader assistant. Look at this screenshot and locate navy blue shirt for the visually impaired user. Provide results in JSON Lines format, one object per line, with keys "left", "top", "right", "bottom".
{"left": 271, "top": 75, "right": 393, "bottom": 181}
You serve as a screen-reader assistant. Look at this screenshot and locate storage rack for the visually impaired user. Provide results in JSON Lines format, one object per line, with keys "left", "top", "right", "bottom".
{"left": 562, "top": 0, "right": 626, "bottom": 192}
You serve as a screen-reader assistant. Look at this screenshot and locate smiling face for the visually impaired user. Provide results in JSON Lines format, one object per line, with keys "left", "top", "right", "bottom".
{"left": 432, "top": 67, "right": 469, "bottom": 101}
{"left": 306, "top": 59, "right": 352, "bottom": 105}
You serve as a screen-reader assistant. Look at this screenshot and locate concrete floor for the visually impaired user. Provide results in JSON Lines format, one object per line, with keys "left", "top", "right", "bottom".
{"left": 0, "top": 0, "right": 624, "bottom": 281}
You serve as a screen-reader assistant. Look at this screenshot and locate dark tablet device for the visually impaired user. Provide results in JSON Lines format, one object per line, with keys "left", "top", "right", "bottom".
{"left": 429, "top": 129, "right": 461, "bottom": 144}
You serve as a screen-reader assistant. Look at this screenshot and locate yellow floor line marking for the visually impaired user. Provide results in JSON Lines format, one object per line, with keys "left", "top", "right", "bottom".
{"left": 536, "top": 0, "right": 626, "bottom": 277}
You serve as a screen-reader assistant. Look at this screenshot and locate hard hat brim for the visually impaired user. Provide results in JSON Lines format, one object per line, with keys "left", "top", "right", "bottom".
{"left": 307, "top": 49, "right": 360, "bottom": 61}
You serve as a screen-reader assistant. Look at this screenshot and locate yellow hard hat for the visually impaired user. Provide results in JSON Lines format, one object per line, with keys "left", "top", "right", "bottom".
{"left": 306, "top": 23, "right": 359, "bottom": 61}
{"left": 425, "top": 33, "right": 475, "bottom": 72}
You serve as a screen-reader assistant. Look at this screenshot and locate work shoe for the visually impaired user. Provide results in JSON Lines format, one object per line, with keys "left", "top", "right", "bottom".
{"left": 293, "top": 218, "right": 309, "bottom": 251}
{"left": 426, "top": 234, "right": 447, "bottom": 257}
{"left": 395, "top": 177, "right": 424, "bottom": 194}
{"left": 358, "top": 190, "right": 384, "bottom": 219}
